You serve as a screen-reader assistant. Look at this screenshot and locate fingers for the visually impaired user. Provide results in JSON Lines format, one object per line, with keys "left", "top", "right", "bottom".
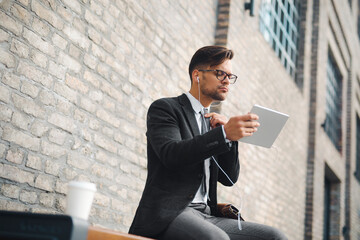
{"left": 206, "top": 113, "right": 260, "bottom": 141}
{"left": 242, "top": 121, "right": 260, "bottom": 128}
{"left": 233, "top": 114, "right": 260, "bottom": 128}
{"left": 205, "top": 112, "right": 217, "bottom": 118}
{"left": 233, "top": 115, "right": 259, "bottom": 127}
{"left": 223, "top": 114, "right": 260, "bottom": 141}
{"left": 205, "top": 112, "right": 228, "bottom": 128}
{"left": 242, "top": 126, "right": 258, "bottom": 134}
{"left": 238, "top": 113, "right": 259, "bottom": 121}
{"left": 205, "top": 113, "right": 256, "bottom": 122}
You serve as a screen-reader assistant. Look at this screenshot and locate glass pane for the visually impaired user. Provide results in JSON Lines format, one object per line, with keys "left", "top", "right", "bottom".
{"left": 272, "top": 39, "right": 277, "bottom": 50}
{"left": 264, "top": 28, "right": 271, "bottom": 42}
{"left": 356, "top": 115, "right": 360, "bottom": 179}
{"left": 286, "top": 20, "right": 290, "bottom": 33}
{"left": 274, "top": 20, "right": 278, "bottom": 34}
{"left": 264, "top": 10, "right": 271, "bottom": 25}
{"left": 259, "top": 0, "right": 300, "bottom": 80}
{"left": 287, "top": 2, "right": 291, "bottom": 15}
{"left": 325, "top": 51, "right": 343, "bottom": 151}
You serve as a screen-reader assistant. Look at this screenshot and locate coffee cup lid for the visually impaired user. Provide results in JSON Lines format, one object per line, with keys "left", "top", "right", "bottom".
{"left": 68, "top": 181, "right": 97, "bottom": 192}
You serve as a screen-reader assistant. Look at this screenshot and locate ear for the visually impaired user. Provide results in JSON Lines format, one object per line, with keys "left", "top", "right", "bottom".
{"left": 191, "top": 69, "right": 199, "bottom": 85}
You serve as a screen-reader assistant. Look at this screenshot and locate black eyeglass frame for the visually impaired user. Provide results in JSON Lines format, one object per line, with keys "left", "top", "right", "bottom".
{"left": 198, "top": 69, "right": 238, "bottom": 84}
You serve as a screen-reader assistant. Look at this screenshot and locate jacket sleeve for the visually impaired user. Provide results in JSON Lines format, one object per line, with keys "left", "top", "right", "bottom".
{"left": 147, "top": 99, "right": 233, "bottom": 170}
{"left": 215, "top": 141, "right": 240, "bottom": 186}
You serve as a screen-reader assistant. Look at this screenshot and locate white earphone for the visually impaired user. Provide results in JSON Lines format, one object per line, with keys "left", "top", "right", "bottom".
{"left": 195, "top": 71, "right": 243, "bottom": 231}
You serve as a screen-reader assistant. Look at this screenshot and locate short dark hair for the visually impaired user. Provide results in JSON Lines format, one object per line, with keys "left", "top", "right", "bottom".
{"left": 188, "top": 46, "right": 234, "bottom": 81}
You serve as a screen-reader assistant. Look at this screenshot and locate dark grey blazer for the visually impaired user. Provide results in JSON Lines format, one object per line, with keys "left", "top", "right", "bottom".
{"left": 128, "top": 93, "right": 240, "bottom": 238}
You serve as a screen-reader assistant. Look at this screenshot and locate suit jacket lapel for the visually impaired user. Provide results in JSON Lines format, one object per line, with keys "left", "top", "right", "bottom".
{"left": 178, "top": 93, "right": 200, "bottom": 137}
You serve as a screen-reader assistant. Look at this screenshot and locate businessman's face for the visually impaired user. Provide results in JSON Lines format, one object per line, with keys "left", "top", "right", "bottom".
{"left": 200, "top": 59, "right": 232, "bottom": 102}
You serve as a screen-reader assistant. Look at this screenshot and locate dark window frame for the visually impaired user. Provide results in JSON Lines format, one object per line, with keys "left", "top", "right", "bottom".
{"left": 323, "top": 164, "right": 341, "bottom": 240}
{"left": 324, "top": 50, "right": 343, "bottom": 152}
{"left": 259, "top": 0, "right": 300, "bottom": 79}
{"left": 358, "top": 0, "right": 360, "bottom": 40}
{"left": 355, "top": 113, "right": 360, "bottom": 181}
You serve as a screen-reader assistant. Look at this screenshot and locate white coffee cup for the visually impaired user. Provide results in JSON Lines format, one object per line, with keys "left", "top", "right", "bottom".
{"left": 65, "top": 181, "right": 97, "bottom": 220}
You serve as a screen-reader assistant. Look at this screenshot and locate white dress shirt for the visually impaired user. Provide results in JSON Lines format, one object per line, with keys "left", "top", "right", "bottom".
{"left": 185, "top": 92, "right": 210, "bottom": 203}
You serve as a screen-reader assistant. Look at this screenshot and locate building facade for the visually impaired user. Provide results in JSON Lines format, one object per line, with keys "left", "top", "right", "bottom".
{"left": 0, "top": 0, "right": 359, "bottom": 239}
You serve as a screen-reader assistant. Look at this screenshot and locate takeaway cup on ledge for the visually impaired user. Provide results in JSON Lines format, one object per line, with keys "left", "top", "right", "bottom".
{"left": 65, "top": 181, "right": 97, "bottom": 221}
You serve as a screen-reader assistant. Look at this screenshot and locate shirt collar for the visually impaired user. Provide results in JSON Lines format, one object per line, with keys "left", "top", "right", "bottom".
{"left": 185, "top": 92, "right": 209, "bottom": 114}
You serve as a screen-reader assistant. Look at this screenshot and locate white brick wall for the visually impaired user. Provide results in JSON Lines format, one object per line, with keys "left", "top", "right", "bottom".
{"left": 0, "top": 0, "right": 359, "bottom": 238}
{"left": 0, "top": 0, "right": 217, "bottom": 232}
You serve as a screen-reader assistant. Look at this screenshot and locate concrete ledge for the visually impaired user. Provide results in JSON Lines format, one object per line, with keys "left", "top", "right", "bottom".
{"left": 87, "top": 226, "right": 154, "bottom": 240}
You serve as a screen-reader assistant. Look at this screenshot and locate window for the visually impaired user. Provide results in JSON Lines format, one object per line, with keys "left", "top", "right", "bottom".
{"left": 323, "top": 177, "right": 331, "bottom": 240}
{"left": 324, "top": 51, "right": 343, "bottom": 151}
{"left": 358, "top": 0, "right": 360, "bottom": 40}
{"left": 259, "top": 0, "right": 301, "bottom": 79}
{"left": 323, "top": 165, "right": 341, "bottom": 240}
{"left": 355, "top": 114, "right": 360, "bottom": 181}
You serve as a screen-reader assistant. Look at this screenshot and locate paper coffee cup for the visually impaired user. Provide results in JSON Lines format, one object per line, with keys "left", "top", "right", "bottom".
{"left": 65, "top": 181, "right": 97, "bottom": 220}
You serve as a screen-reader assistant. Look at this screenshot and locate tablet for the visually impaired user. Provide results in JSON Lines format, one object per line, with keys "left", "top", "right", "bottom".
{"left": 238, "top": 104, "right": 289, "bottom": 148}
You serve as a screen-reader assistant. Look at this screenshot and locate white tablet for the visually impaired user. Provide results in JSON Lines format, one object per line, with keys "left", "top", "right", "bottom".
{"left": 239, "top": 104, "right": 289, "bottom": 148}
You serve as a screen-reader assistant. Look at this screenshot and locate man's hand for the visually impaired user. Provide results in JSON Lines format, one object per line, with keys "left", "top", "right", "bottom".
{"left": 205, "top": 112, "right": 228, "bottom": 129}
{"left": 223, "top": 114, "right": 260, "bottom": 141}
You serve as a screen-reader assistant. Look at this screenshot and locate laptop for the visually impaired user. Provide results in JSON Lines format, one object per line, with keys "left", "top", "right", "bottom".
{"left": 239, "top": 104, "right": 289, "bottom": 148}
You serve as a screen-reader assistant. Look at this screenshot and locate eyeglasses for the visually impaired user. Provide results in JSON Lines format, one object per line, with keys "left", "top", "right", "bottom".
{"left": 198, "top": 69, "right": 238, "bottom": 84}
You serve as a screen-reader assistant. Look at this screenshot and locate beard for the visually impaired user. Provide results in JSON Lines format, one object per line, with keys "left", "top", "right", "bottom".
{"left": 200, "top": 85, "right": 227, "bottom": 101}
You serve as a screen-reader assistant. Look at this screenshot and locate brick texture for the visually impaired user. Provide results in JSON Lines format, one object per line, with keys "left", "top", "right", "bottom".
{"left": 0, "top": 0, "right": 359, "bottom": 238}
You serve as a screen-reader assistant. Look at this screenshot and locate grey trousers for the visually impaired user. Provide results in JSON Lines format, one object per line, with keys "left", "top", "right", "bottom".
{"left": 160, "top": 203, "right": 288, "bottom": 240}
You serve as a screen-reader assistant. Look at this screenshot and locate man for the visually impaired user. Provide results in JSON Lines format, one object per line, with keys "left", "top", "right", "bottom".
{"left": 129, "top": 46, "right": 287, "bottom": 240}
